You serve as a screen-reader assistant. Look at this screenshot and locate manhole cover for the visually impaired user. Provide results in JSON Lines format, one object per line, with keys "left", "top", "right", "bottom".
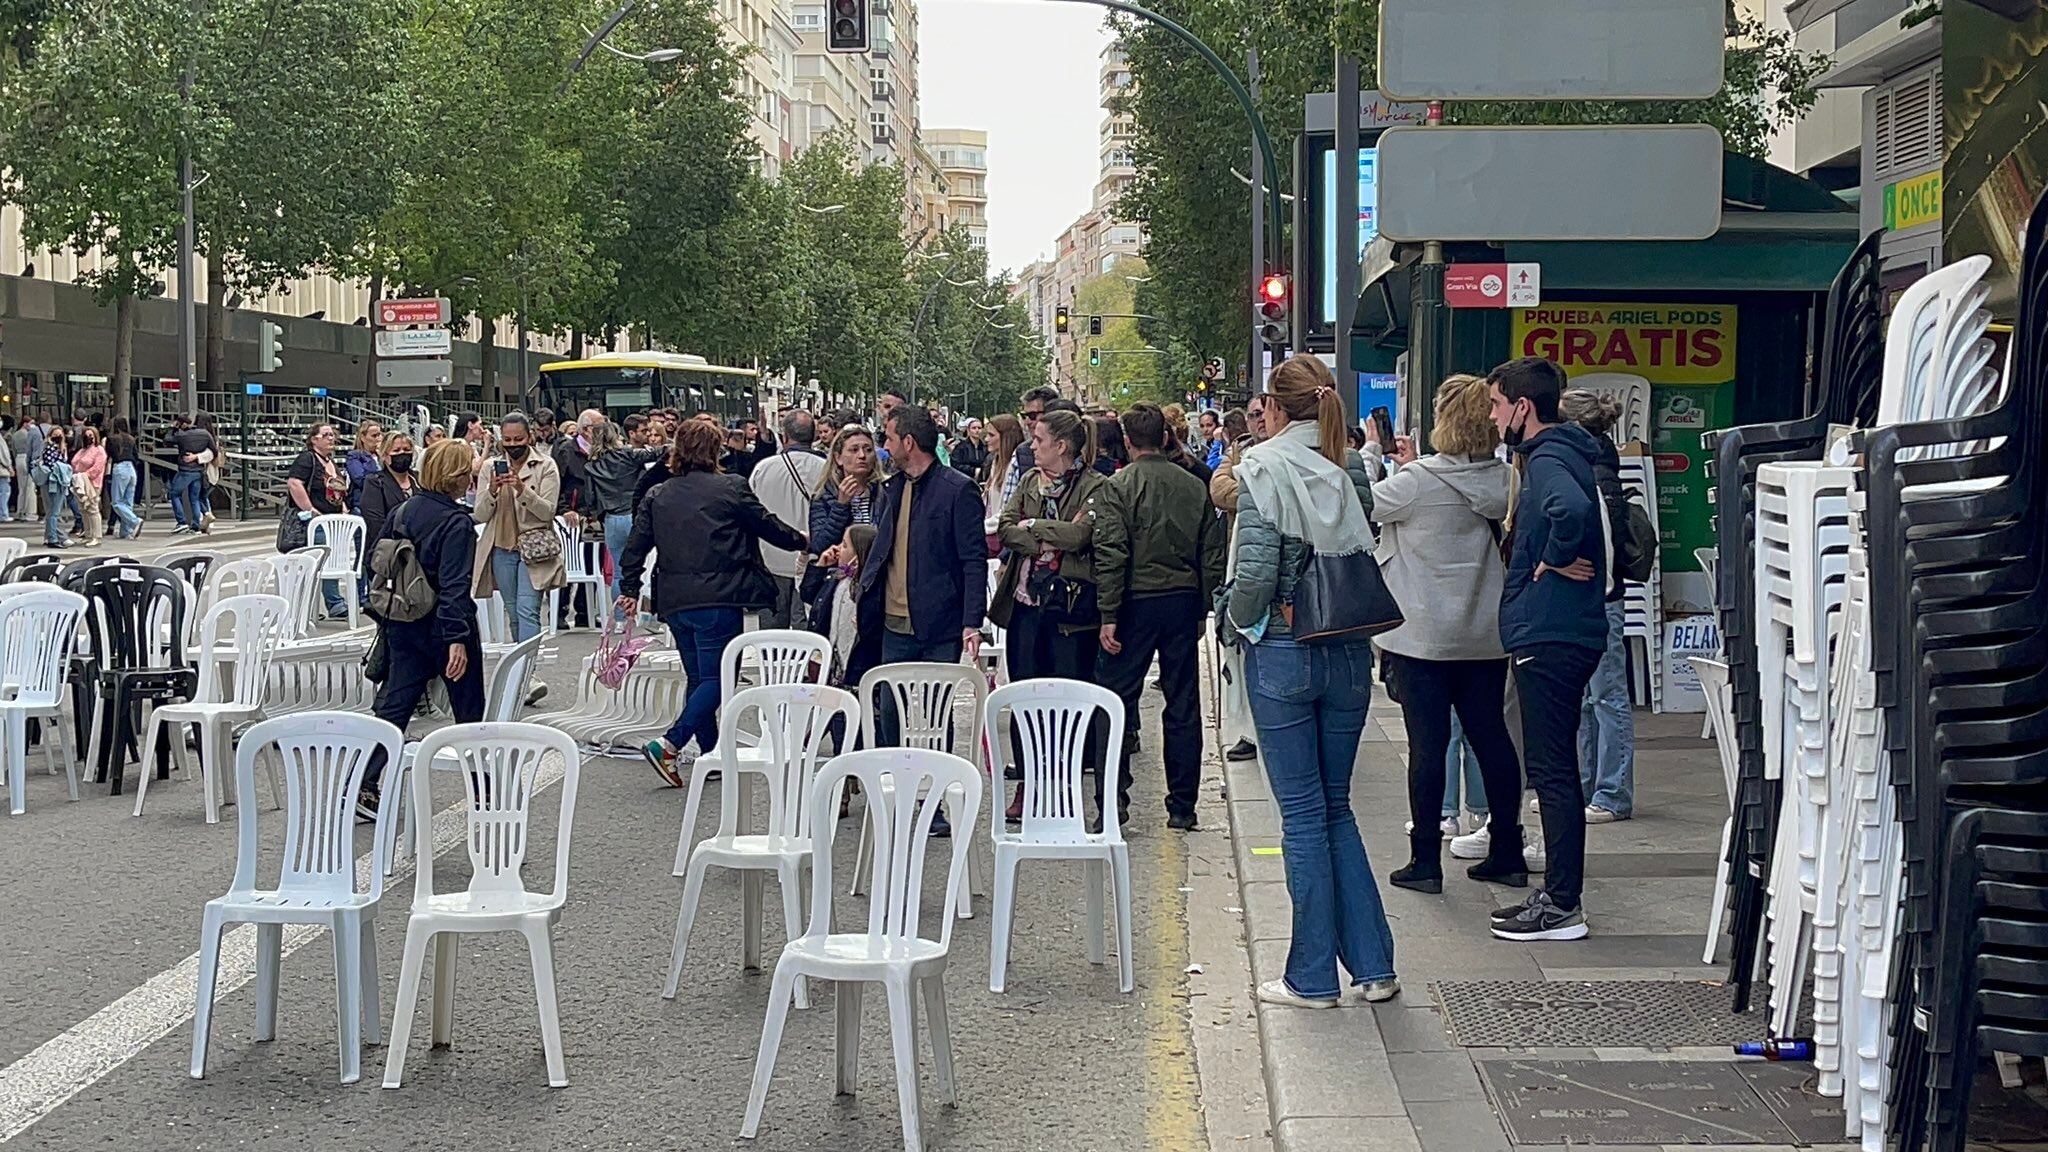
{"left": 1433, "top": 979, "right": 1771, "bottom": 1047}
{"left": 1480, "top": 1059, "right": 1801, "bottom": 1145}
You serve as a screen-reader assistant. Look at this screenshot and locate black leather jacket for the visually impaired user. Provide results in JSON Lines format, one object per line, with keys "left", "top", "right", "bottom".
{"left": 583, "top": 447, "right": 665, "bottom": 517}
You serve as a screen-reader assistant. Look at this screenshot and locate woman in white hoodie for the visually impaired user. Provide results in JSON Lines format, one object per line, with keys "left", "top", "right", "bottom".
{"left": 1368, "top": 374, "right": 1530, "bottom": 893}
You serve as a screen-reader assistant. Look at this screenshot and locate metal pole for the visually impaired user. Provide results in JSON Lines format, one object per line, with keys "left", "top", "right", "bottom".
{"left": 178, "top": 1, "right": 198, "bottom": 420}
{"left": 1410, "top": 101, "right": 1448, "bottom": 445}
{"left": 1333, "top": 52, "right": 1361, "bottom": 425}
{"left": 1248, "top": 44, "right": 1264, "bottom": 390}
{"left": 561, "top": 0, "right": 642, "bottom": 92}
{"left": 237, "top": 387, "right": 250, "bottom": 522}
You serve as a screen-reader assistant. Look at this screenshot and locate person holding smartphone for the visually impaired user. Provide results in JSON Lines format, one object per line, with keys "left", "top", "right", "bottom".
{"left": 471, "top": 412, "right": 564, "bottom": 643}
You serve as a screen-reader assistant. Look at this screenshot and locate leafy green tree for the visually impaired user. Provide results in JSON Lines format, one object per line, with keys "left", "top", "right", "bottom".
{"left": 909, "top": 227, "right": 1049, "bottom": 418}
{"left": 1074, "top": 262, "right": 1175, "bottom": 407}
{"left": 772, "top": 134, "right": 911, "bottom": 399}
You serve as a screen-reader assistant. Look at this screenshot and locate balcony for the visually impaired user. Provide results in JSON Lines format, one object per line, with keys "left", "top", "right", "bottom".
{"left": 871, "top": 0, "right": 892, "bottom": 14}
{"left": 870, "top": 37, "right": 891, "bottom": 59}
{"left": 872, "top": 124, "right": 895, "bottom": 144}
{"left": 872, "top": 80, "right": 894, "bottom": 102}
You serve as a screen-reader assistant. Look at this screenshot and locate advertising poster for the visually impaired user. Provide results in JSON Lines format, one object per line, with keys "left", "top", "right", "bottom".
{"left": 1509, "top": 303, "right": 1737, "bottom": 592}
{"left": 1320, "top": 147, "right": 1380, "bottom": 325}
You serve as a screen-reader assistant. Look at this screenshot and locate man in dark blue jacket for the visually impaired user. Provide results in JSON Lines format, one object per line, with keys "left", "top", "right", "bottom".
{"left": 855, "top": 405, "right": 987, "bottom": 834}
{"left": 1486, "top": 356, "right": 1609, "bottom": 943}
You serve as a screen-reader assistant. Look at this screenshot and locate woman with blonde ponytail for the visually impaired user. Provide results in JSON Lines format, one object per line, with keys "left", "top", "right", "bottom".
{"left": 1222, "top": 353, "right": 1399, "bottom": 1008}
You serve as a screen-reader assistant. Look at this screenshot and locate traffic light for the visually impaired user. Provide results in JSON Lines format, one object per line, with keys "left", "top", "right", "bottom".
{"left": 1088, "top": 347, "right": 1101, "bottom": 368}
{"left": 827, "top": 0, "right": 867, "bottom": 52}
{"left": 1054, "top": 305, "right": 1070, "bottom": 335}
{"left": 1254, "top": 273, "right": 1290, "bottom": 347}
{"left": 257, "top": 320, "right": 284, "bottom": 373}
{"left": 1088, "top": 315, "right": 1103, "bottom": 336}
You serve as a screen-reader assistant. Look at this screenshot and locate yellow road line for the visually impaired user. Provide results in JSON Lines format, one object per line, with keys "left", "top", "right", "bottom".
{"left": 1145, "top": 812, "right": 1206, "bottom": 1150}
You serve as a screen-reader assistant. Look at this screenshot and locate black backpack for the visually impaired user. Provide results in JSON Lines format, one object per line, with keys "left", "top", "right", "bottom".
{"left": 367, "top": 513, "right": 436, "bottom": 624}
{"left": 1612, "top": 493, "right": 1658, "bottom": 586}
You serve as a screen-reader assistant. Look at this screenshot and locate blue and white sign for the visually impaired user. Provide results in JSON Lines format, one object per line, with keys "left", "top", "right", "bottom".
{"left": 1321, "top": 147, "right": 1379, "bottom": 325}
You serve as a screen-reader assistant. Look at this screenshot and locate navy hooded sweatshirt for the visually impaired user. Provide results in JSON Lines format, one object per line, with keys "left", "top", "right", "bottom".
{"left": 1499, "top": 422, "right": 1609, "bottom": 653}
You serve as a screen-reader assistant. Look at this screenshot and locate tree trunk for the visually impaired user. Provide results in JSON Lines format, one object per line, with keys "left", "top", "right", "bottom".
{"left": 112, "top": 292, "right": 135, "bottom": 422}
{"left": 365, "top": 272, "right": 383, "bottom": 400}
{"left": 475, "top": 314, "right": 494, "bottom": 404}
{"left": 204, "top": 252, "right": 227, "bottom": 410}
{"left": 571, "top": 329, "right": 585, "bottom": 360}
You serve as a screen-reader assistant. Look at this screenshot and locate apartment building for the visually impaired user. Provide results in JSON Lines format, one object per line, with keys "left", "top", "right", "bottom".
{"left": 927, "top": 128, "right": 990, "bottom": 249}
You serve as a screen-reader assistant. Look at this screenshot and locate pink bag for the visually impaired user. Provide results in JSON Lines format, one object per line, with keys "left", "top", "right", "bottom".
{"left": 593, "top": 612, "right": 657, "bottom": 690}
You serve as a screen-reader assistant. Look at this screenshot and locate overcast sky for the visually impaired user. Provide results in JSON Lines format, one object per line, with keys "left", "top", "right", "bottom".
{"left": 920, "top": 0, "right": 1114, "bottom": 276}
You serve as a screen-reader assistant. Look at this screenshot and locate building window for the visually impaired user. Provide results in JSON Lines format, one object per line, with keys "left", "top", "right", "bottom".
{"left": 792, "top": 9, "right": 822, "bottom": 30}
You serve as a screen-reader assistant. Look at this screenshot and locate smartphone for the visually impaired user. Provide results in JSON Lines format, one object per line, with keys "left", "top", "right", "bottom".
{"left": 493, "top": 459, "right": 510, "bottom": 477}
{"left": 1369, "top": 406, "right": 1396, "bottom": 446}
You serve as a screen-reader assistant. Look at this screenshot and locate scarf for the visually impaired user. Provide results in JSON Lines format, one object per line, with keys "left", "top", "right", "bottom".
{"left": 1015, "top": 467, "right": 1079, "bottom": 607}
{"left": 1234, "top": 420, "right": 1373, "bottom": 558}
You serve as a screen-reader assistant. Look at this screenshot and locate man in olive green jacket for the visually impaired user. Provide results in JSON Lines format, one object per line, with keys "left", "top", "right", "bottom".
{"left": 1094, "top": 402, "right": 1228, "bottom": 830}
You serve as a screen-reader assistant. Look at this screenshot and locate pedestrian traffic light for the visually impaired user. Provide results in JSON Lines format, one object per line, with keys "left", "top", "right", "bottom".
{"left": 1089, "top": 347, "right": 1101, "bottom": 367}
{"left": 827, "top": 0, "right": 867, "bottom": 52}
{"left": 1254, "top": 274, "right": 1290, "bottom": 347}
{"left": 1088, "top": 315, "right": 1103, "bottom": 336}
{"left": 257, "top": 320, "right": 284, "bottom": 373}
{"left": 1055, "top": 305, "right": 1070, "bottom": 335}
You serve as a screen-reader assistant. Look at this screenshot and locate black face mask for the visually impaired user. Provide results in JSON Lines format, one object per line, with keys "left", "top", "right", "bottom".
{"left": 505, "top": 444, "right": 530, "bottom": 463}
{"left": 389, "top": 454, "right": 413, "bottom": 474}
{"left": 1501, "top": 402, "right": 1530, "bottom": 449}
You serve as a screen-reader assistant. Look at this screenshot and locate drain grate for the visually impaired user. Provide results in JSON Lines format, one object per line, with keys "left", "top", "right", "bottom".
{"left": 1478, "top": 1059, "right": 1829, "bottom": 1146}
{"left": 1433, "top": 980, "right": 1771, "bottom": 1048}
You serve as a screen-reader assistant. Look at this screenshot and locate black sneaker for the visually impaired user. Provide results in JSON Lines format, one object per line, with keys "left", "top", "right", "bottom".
{"left": 1166, "top": 810, "right": 1198, "bottom": 832}
{"left": 355, "top": 790, "right": 380, "bottom": 823}
{"left": 929, "top": 810, "right": 952, "bottom": 838}
{"left": 1489, "top": 891, "right": 1588, "bottom": 941}
{"left": 1225, "top": 739, "right": 1257, "bottom": 762}
{"left": 1491, "top": 890, "right": 1541, "bottom": 920}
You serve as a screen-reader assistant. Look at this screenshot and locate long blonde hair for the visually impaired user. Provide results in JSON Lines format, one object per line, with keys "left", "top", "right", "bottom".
{"left": 1266, "top": 354, "right": 1347, "bottom": 466}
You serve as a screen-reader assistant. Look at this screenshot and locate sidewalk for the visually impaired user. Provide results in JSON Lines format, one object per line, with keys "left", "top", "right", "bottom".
{"left": 1219, "top": 698, "right": 1865, "bottom": 1152}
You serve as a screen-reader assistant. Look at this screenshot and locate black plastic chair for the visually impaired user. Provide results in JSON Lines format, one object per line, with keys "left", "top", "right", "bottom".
{"left": 156, "top": 551, "right": 221, "bottom": 596}
{"left": 81, "top": 565, "right": 192, "bottom": 795}
{"left": 3, "top": 555, "right": 64, "bottom": 583}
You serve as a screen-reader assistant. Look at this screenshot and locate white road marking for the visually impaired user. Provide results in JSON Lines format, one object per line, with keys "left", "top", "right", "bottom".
{"left": 0, "top": 762, "right": 566, "bottom": 1144}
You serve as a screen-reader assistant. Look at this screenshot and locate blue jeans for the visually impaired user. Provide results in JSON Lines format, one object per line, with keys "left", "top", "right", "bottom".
{"left": 489, "top": 547, "right": 542, "bottom": 642}
{"left": 169, "top": 470, "right": 205, "bottom": 529}
{"left": 0, "top": 475, "right": 13, "bottom": 522}
{"left": 42, "top": 494, "right": 65, "bottom": 545}
{"left": 1244, "top": 636, "right": 1396, "bottom": 998}
{"left": 108, "top": 462, "right": 141, "bottom": 536}
{"left": 1441, "top": 713, "right": 1488, "bottom": 820}
{"left": 604, "top": 512, "right": 634, "bottom": 612}
{"left": 1577, "top": 600, "right": 1634, "bottom": 817}
{"left": 663, "top": 606, "right": 745, "bottom": 752}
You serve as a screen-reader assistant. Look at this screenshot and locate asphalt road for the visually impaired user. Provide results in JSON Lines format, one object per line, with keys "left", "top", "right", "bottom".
{"left": 0, "top": 523, "right": 1208, "bottom": 1151}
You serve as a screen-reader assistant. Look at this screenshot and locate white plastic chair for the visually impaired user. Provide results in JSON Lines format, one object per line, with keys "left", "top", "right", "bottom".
{"left": 194, "top": 558, "right": 274, "bottom": 649}
{"left": 310, "top": 514, "right": 367, "bottom": 630}
{"left": 983, "top": 679, "right": 1132, "bottom": 994}
{"left": 0, "top": 588, "right": 87, "bottom": 815}
{"left": 850, "top": 662, "right": 990, "bottom": 919}
{"left": 384, "top": 633, "right": 546, "bottom": 876}
{"left": 273, "top": 547, "right": 327, "bottom": 638}
{"left": 741, "top": 747, "right": 983, "bottom": 1152}
{"left": 189, "top": 712, "right": 404, "bottom": 1084}
{"left": 382, "top": 722, "right": 582, "bottom": 1090}
{"left": 674, "top": 630, "right": 832, "bottom": 870}
{"left": 474, "top": 593, "right": 513, "bottom": 646}
{"left": 663, "top": 683, "right": 859, "bottom": 1008}
{"left": 133, "top": 594, "right": 292, "bottom": 823}
{"left": 557, "top": 516, "right": 606, "bottom": 632}
{"left": 0, "top": 537, "right": 27, "bottom": 573}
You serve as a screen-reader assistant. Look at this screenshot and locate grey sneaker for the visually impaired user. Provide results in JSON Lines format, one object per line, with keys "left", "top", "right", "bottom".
{"left": 1490, "top": 891, "right": 1588, "bottom": 941}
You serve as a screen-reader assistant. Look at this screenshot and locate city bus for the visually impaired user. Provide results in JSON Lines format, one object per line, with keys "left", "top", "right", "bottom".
{"left": 531, "top": 351, "right": 761, "bottom": 425}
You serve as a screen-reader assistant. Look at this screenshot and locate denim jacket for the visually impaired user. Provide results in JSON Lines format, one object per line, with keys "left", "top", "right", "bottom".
{"left": 1221, "top": 448, "right": 1375, "bottom": 641}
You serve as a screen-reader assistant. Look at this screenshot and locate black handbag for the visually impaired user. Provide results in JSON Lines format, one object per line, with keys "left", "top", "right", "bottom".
{"left": 276, "top": 506, "right": 309, "bottom": 552}
{"left": 1284, "top": 547, "right": 1404, "bottom": 644}
{"left": 363, "top": 631, "right": 391, "bottom": 684}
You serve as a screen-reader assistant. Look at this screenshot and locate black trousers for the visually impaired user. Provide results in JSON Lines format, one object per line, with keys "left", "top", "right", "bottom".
{"left": 1512, "top": 643, "right": 1603, "bottom": 911}
{"left": 1096, "top": 590, "right": 1203, "bottom": 818}
{"left": 1384, "top": 652, "right": 1524, "bottom": 872}
{"left": 363, "top": 630, "right": 485, "bottom": 793}
{"left": 1003, "top": 601, "right": 1114, "bottom": 813}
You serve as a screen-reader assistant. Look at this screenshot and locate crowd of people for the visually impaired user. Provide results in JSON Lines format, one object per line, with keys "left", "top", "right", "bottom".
{"left": 62, "top": 352, "right": 1637, "bottom": 1011}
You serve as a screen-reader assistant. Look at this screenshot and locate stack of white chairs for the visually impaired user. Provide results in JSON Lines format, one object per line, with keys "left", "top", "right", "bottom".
{"left": 1708, "top": 256, "right": 2000, "bottom": 1151}
{"left": 556, "top": 516, "right": 607, "bottom": 631}
{"left": 0, "top": 588, "right": 88, "bottom": 816}
{"left": 1573, "top": 372, "right": 1654, "bottom": 445}
{"left": 1753, "top": 460, "right": 1854, "bottom": 1042}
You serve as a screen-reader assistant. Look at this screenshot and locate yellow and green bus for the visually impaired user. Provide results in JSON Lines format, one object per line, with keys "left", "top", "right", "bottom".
{"left": 532, "top": 352, "right": 760, "bottom": 425}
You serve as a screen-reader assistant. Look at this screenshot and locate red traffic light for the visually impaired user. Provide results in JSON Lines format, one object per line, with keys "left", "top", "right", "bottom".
{"left": 1260, "top": 274, "right": 1288, "bottom": 302}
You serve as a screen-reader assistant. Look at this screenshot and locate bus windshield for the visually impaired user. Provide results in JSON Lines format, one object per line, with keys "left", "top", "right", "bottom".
{"left": 534, "top": 366, "right": 655, "bottom": 421}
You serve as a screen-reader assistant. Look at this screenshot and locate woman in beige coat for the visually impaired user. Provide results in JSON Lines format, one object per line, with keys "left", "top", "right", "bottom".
{"left": 471, "top": 410, "right": 565, "bottom": 641}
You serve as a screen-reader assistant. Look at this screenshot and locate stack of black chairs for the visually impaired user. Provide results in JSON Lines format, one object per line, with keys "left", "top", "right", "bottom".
{"left": 1706, "top": 230, "right": 1885, "bottom": 1010}
{"left": 1863, "top": 189, "right": 2048, "bottom": 1152}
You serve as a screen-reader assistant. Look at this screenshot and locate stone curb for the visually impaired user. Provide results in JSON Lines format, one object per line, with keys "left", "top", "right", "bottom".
{"left": 1220, "top": 752, "right": 1425, "bottom": 1152}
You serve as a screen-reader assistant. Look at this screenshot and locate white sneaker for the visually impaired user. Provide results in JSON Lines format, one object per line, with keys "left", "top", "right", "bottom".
{"left": 1524, "top": 843, "right": 1547, "bottom": 872}
{"left": 1450, "top": 826, "right": 1491, "bottom": 861}
{"left": 1438, "top": 816, "right": 1460, "bottom": 838}
{"left": 1584, "top": 805, "right": 1620, "bottom": 824}
{"left": 1257, "top": 979, "right": 1338, "bottom": 1009}
{"left": 1528, "top": 794, "right": 1541, "bottom": 814}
